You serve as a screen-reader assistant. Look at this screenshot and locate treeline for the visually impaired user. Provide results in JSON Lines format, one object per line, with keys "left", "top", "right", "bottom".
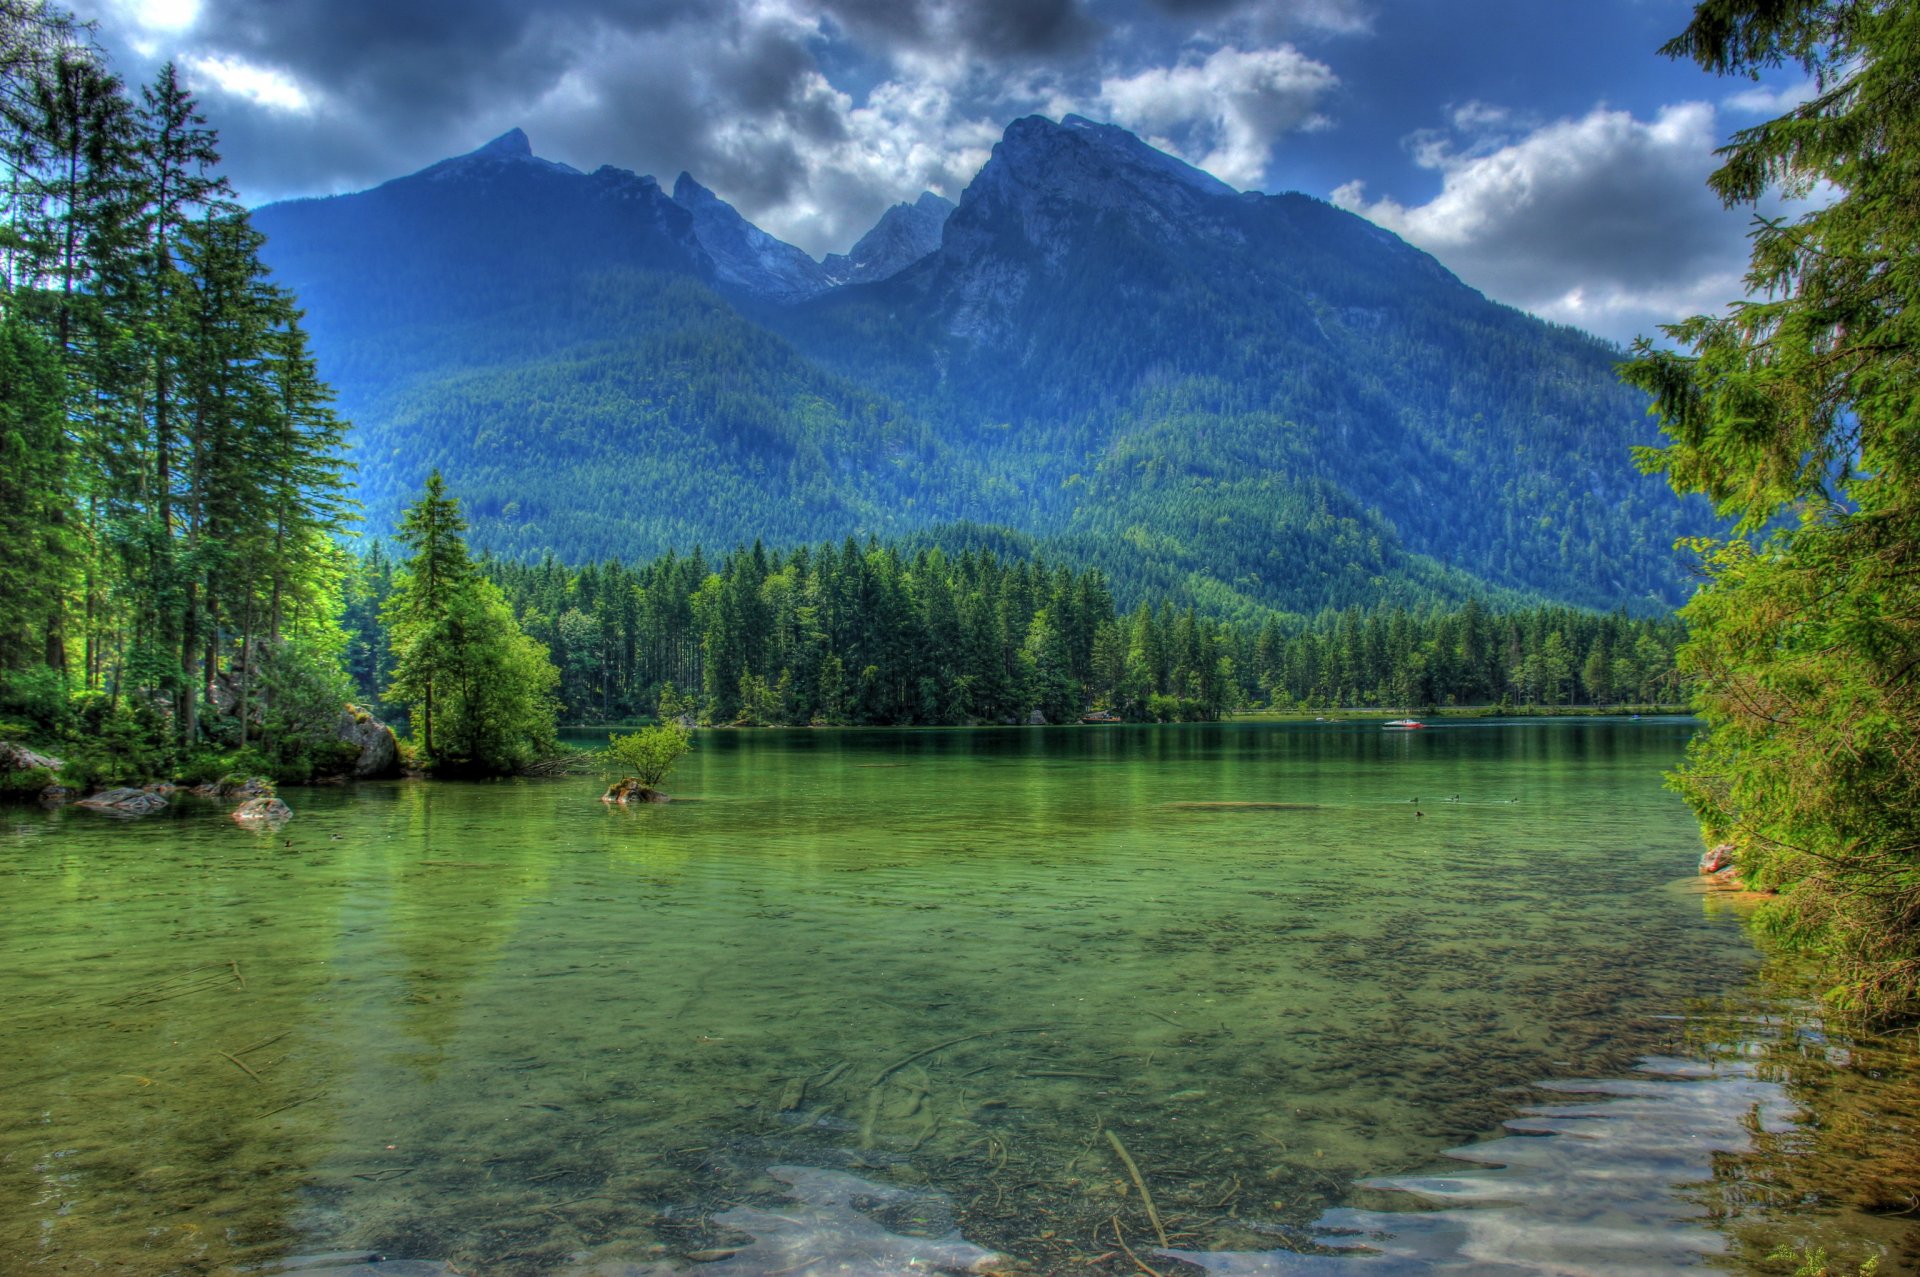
{"left": 340, "top": 539, "right": 1683, "bottom": 729}
{"left": 0, "top": 5, "right": 353, "bottom": 780}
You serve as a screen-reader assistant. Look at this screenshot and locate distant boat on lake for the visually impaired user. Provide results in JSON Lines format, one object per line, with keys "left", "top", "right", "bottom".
{"left": 1385, "top": 719, "right": 1425, "bottom": 729}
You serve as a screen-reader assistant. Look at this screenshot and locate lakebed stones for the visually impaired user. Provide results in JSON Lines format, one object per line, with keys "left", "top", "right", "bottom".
{"left": 602, "top": 778, "right": 670, "bottom": 805}
{"left": 75, "top": 786, "right": 169, "bottom": 817}
{"left": 231, "top": 796, "right": 294, "bottom": 827}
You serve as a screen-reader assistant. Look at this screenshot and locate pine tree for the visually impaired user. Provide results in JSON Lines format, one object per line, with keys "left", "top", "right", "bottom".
{"left": 1623, "top": 0, "right": 1920, "bottom": 1019}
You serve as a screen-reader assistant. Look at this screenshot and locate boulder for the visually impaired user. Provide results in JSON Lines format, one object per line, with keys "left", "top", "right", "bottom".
{"left": 38, "top": 784, "right": 76, "bottom": 807}
{"left": 1027, "top": 710, "right": 1048, "bottom": 726}
{"left": 1, "top": 741, "right": 64, "bottom": 772}
{"left": 602, "top": 778, "right": 670, "bottom": 805}
{"left": 335, "top": 705, "right": 401, "bottom": 779}
{"left": 232, "top": 796, "right": 293, "bottom": 827}
{"left": 76, "top": 786, "right": 168, "bottom": 817}
{"left": 1700, "top": 842, "right": 1735, "bottom": 875}
{"left": 190, "top": 776, "right": 275, "bottom": 801}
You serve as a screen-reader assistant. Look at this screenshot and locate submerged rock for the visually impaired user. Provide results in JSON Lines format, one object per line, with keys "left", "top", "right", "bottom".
{"left": 75, "top": 786, "right": 168, "bottom": 817}
{"left": 688, "top": 1165, "right": 1004, "bottom": 1275}
{"left": 603, "top": 778, "right": 669, "bottom": 805}
{"left": 335, "top": 704, "right": 401, "bottom": 779}
{"left": 38, "top": 784, "right": 76, "bottom": 807}
{"left": 232, "top": 796, "right": 294, "bottom": 827}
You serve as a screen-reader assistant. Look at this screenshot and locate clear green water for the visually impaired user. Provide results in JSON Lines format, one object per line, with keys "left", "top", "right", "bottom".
{"left": 0, "top": 719, "right": 1911, "bottom": 1275}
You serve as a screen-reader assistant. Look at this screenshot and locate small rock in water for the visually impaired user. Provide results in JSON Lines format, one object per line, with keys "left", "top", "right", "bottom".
{"left": 233, "top": 796, "right": 294, "bottom": 827}
{"left": 603, "top": 778, "right": 670, "bottom": 804}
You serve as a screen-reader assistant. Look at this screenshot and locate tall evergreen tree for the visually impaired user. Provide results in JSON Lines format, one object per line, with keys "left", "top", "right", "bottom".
{"left": 1624, "top": 0, "right": 1920, "bottom": 1019}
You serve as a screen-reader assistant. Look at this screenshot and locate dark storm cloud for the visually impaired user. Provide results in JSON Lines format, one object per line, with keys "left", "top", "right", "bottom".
{"left": 812, "top": 0, "right": 1102, "bottom": 59}
{"left": 191, "top": 0, "right": 697, "bottom": 124}
{"left": 78, "top": 0, "right": 1767, "bottom": 343}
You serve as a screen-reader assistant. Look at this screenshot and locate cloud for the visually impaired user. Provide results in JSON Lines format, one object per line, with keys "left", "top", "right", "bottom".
{"left": 1092, "top": 44, "right": 1337, "bottom": 188}
{"left": 184, "top": 54, "right": 316, "bottom": 113}
{"left": 1141, "top": 0, "right": 1371, "bottom": 38}
{"left": 77, "top": 0, "right": 1359, "bottom": 255}
{"left": 1723, "top": 78, "right": 1816, "bottom": 116}
{"left": 1333, "top": 101, "right": 1759, "bottom": 344}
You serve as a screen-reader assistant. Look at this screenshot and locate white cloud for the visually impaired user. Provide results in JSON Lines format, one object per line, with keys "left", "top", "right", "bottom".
{"left": 1091, "top": 44, "right": 1337, "bottom": 189}
{"left": 102, "top": 0, "right": 201, "bottom": 32}
{"left": 1333, "top": 101, "right": 1758, "bottom": 344}
{"left": 185, "top": 54, "right": 317, "bottom": 114}
{"left": 1724, "top": 78, "right": 1817, "bottom": 116}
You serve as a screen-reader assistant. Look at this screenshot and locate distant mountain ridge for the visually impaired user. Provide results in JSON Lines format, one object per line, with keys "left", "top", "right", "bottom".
{"left": 251, "top": 119, "right": 1715, "bottom": 616}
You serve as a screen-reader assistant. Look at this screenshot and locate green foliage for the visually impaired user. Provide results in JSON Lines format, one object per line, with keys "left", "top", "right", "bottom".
{"left": 385, "top": 474, "right": 559, "bottom": 775}
{"left": 1767, "top": 1244, "right": 1879, "bottom": 1277}
{"left": 251, "top": 639, "right": 357, "bottom": 782}
{"left": 410, "top": 537, "right": 1683, "bottom": 730}
{"left": 0, "top": 319, "right": 77, "bottom": 672}
{"left": 1624, "top": 1, "right": 1920, "bottom": 1020}
{"left": 57, "top": 693, "right": 176, "bottom": 787}
{"left": 0, "top": 766, "right": 55, "bottom": 796}
{"left": 0, "top": 667, "right": 73, "bottom": 735}
{"left": 2, "top": 13, "right": 357, "bottom": 782}
{"left": 604, "top": 723, "right": 692, "bottom": 788}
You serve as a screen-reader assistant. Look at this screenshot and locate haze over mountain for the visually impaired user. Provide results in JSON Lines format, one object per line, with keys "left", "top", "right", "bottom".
{"left": 251, "top": 117, "right": 1714, "bottom": 617}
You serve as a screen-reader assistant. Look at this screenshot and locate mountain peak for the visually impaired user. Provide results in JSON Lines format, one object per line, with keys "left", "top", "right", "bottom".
{"left": 821, "top": 192, "right": 953, "bottom": 287}
{"left": 669, "top": 172, "right": 830, "bottom": 302}
{"left": 473, "top": 127, "right": 533, "bottom": 160}
{"left": 993, "top": 114, "right": 1236, "bottom": 199}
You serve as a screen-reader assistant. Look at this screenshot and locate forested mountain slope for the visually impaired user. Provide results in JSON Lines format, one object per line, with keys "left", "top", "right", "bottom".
{"left": 253, "top": 118, "right": 1713, "bottom": 616}
{"left": 783, "top": 116, "right": 1711, "bottom": 610}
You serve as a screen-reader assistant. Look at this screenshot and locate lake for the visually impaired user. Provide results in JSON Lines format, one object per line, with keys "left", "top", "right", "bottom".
{"left": 2, "top": 719, "right": 1913, "bottom": 1275}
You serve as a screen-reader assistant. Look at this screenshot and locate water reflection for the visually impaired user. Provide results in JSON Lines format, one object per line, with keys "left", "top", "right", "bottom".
{"left": 0, "top": 720, "right": 1911, "bottom": 1274}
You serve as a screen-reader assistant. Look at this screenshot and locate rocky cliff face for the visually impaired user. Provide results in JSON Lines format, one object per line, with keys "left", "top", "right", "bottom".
{"left": 672, "top": 173, "right": 833, "bottom": 302}
{"left": 821, "top": 191, "right": 954, "bottom": 286}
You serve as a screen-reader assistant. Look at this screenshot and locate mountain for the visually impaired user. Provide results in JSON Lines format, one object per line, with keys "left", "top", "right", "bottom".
{"left": 670, "top": 172, "right": 833, "bottom": 302}
{"left": 822, "top": 191, "right": 955, "bottom": 286}
{"left": 253, "top": 128, "right": 714, "bottom": 390}
{"left": 776, "top": 115, "right": 1711, "bottom": 610}
{"left": 251, "top": 120, "right": 1713, "bottom": 616}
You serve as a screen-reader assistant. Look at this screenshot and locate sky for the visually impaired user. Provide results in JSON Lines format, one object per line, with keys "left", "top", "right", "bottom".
{"left": 77, "top": 0, "right": 1815, "bottom": 345}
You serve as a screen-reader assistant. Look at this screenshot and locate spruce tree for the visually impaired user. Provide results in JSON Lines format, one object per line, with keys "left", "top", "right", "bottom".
{"left": 1624, "top": 1, "right": 1920, "bottom": 1019}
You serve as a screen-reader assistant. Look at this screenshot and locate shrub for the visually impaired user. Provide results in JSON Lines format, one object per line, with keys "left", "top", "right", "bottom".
{"left": 0, "top": 667, "right": 71, "bottom": 735}
{"left": 604, "top": 723, "right": 692, "bottom": 788}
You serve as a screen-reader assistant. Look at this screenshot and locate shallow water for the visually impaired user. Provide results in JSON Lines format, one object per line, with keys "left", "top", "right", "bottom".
{"left": 1, "top": 719, "right": 1913, "bottom": 1274}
